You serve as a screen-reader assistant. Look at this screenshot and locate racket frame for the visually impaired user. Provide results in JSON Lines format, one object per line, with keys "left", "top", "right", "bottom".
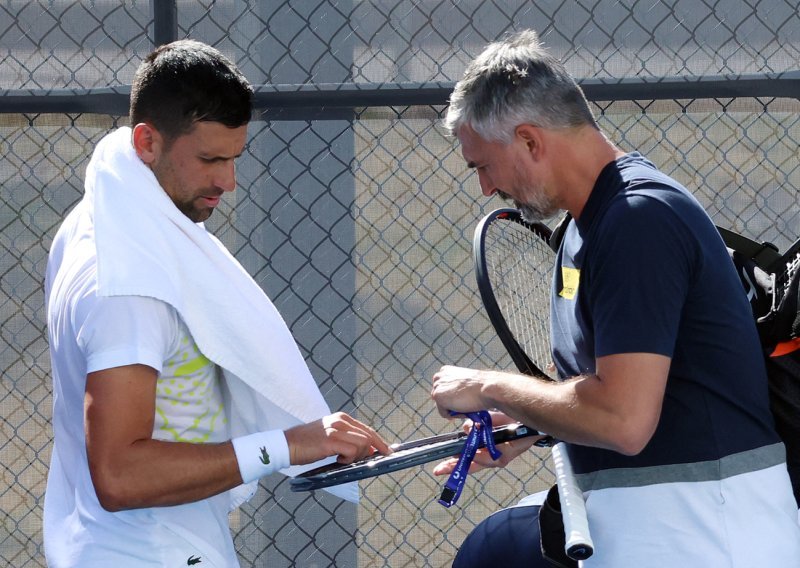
{"left": 288, "top": 423, "right": 540, "bottom": 491}
{"left": 473, "top": 207, "right": 594, "bottom": 561}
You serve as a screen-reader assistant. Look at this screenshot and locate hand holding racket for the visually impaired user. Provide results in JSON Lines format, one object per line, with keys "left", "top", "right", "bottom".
{"left": 430, "top": 409, "right": 547, "bottom": 476}
{"left": 289, "top": 421, "right": 543, "bottom": 491}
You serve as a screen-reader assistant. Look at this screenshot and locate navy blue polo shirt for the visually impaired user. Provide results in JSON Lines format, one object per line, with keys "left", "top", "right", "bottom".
{"left": 551, "top": 153, "right": 781, "bottom": 482}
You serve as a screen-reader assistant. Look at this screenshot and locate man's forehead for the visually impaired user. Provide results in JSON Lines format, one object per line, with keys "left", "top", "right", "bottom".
{"left": 456, "top": 125, "right": 479, "bottom": 161}
{"left": 180, "top": 121, "right": 248, "bottom": 155}
{"left": 457, "top": 125, "right": 500, "bottom": 166}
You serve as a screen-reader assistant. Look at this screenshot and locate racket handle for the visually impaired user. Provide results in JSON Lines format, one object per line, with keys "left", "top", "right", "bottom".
{"left": 551, "top": 442, "right": 594, "bottom": 561}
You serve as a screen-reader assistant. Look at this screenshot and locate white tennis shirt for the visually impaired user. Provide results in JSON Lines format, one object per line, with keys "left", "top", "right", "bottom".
{"left": 44, "top": 201, "right": 239, "bottom": 567}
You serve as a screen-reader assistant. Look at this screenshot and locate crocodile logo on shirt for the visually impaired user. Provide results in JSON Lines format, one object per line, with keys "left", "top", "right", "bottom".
{"left": 259, "top": 446, "right": 270, "bottom": 465}
{"left": 187, "top": 555, "right": 202, "bottom": 565}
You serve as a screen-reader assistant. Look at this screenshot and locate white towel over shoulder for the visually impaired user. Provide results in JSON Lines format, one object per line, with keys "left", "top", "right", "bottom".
{"left": 87, "top": 126, "right": 356, "bottom": 504}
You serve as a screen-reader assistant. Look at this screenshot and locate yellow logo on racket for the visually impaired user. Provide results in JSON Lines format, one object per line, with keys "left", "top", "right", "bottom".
{"left": 559, "top": 267, "right": 580, "bottom": 299}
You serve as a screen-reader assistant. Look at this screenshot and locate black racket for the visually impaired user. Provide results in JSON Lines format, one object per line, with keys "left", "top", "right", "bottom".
{"left": 475, "top": 209, "right": 558, "bottom": 380}
{"left": 474, "top": 207, "right": 594, "bottom": 561}
{"left": 289, "top": 422, "right": 541, "bottom": 491}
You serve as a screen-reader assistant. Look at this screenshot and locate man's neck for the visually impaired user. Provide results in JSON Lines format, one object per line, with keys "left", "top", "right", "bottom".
{"left": 552, "top": 127, "right": 624, "bottom": 220}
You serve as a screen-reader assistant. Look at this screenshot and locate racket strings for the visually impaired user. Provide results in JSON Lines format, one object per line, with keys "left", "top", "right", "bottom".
{"left": 484, "top": 219, "right": 557, "bottom": 380}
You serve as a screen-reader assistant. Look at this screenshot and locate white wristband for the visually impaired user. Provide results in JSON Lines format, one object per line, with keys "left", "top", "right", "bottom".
{"left": 231, "top": 430, "right": 290, "bottom": 484}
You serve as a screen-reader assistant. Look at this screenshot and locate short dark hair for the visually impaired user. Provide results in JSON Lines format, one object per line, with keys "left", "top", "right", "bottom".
{"left": 129, "top": 39, "right": 253, "bottom": 141}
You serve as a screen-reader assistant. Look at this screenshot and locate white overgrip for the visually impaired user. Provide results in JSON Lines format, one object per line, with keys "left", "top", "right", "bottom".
{"left": 552, "top": 442, "right": 594, "bottom": 561}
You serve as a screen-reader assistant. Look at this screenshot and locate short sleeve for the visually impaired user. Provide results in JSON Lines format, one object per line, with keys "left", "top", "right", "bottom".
{"left": 587, "top": 195, "right": 697, "bottom": 358}
{"left": 75, "top": 294, "right": 178, "bottom": 374}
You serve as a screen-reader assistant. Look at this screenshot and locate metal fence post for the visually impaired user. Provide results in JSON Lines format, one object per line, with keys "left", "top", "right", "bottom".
{"left": 153, "top": 0, "right": 178, "bottom": 46}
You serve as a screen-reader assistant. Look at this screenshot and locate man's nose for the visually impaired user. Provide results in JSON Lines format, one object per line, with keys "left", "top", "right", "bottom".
{"left": 216, "top": 161, "right": 237, "bottom": 192}
{"left": 478, "top": 171, "right": 496, "bottom": 197}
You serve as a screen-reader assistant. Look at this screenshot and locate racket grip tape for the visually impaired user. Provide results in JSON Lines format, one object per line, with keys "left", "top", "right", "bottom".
{"left": 551, "top": 442, "right": 594, "bottom": 561}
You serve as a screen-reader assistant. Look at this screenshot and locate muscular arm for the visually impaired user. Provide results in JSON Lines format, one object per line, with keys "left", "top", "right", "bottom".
{"left": 86, "top": 364, "right": 388, "bottom": 512}
{"left": 431, "top": 351, "right": 669, "bottom": 457}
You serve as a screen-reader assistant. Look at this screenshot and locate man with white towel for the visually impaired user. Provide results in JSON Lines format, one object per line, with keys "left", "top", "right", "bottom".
{"left": 43, "top": 39, "right": 389, "bottom": 567}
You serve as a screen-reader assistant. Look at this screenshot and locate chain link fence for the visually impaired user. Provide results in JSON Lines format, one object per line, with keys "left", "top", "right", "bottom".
{"left": 2, "top": 1, "right": 799, "bottom": 566}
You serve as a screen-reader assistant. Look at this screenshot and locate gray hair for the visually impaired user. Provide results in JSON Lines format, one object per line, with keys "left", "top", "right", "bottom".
{"left": 444, "top": 30, "right": 596, "bottom": 143}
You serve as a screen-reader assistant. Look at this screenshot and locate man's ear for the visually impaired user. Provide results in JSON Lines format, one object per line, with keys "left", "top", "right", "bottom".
{"left": 514, "top": 124, "right": 542, "bottom": 160}
{"left": 131, "top": 123, "right": 162, "bottom": 165}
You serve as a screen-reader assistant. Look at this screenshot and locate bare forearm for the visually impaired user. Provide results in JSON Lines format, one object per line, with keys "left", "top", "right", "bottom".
{"left": 431, "top": 356, "right": 667, "bottom": 455}
{"left": 429, "top": 366, "right": 609, "bottom": 445}
{"left": 477, "top": 370, "right": 632, "bottom": 451}
{"left": 89, "top": 412, "right": 390, "bottom": 512}
{"left": 85, "top": 366, "right": 390, "bottom": 512}
{"left": 89, "top": 438, "right": 242, "bottom": 511}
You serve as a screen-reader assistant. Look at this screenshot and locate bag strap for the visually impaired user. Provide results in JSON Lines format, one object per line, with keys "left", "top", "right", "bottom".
{"left": 549, "top": 213, "right": 572, "bottom": 252}
{"left": 717, "top": 226, "right": 781, "bottom": 272}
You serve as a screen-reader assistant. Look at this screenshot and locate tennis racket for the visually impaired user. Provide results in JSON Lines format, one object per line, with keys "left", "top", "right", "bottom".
{"left": 289, "top": 422, "right": 543, "bottom": 491}
{"left": 474, "top": 207, "right": 594, "bottom": 562}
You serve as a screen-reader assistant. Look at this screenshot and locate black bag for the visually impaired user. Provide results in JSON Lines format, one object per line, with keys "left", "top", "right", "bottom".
{"left": 765, "top": 349, "right": 800, "bottom": 505}
{"left": 724, "top": 229, "right": 800, "bottom": 506}
{"left": 538, "top": 484, "right": 578, "bottom": 568}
